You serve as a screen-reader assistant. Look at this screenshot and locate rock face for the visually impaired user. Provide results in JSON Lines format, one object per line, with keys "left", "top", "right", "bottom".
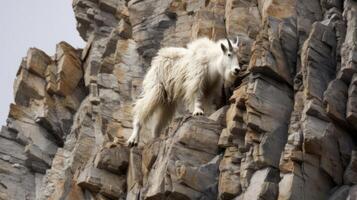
{"left": 1, "top": 0, "right": 357, "bottom": 200}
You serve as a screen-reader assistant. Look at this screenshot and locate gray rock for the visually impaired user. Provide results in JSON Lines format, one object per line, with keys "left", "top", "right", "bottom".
{"left": 323, "top": 79, "right": 348, "bottom": 125}
{"left": 347, "top": 185, "right": 357, "bottom": 200}
{"left": 328, "top": 185, "right": 350, "bottom": 200}
{"left": 94, "top": 145, "right": 129, "bottom": 175}
{"left": 240, "top": 167, "right": 279, "bottom": 200}
{"left": 2, "top": 0, "right": 357, "bottom": 199}
{"left": 77, "top": 165, "right": 126, "bottom": 199}
{"left": 347, "top": 74, "right": 357, "bottom": 129}
{"left": 24, "top": 143, "right": 52, "bottom": 173}
{"left": 344, "top": 150, "right": 357, "bottom": 184}
{"left": 209, "top": 105, "right": 228, "bottom": 127}
{"left": 338, "top": 0, "right": 357, "bottom": 83}
{"left": 141, "top": 117, "right": 222, "bottom": 200}
{"left": 219, "top": 147, "right": 242, "bottom": 200}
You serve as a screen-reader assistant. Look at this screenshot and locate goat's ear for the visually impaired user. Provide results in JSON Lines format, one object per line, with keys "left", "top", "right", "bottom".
{"left": 221, "top": 43, "right": 227, "bottom": 53}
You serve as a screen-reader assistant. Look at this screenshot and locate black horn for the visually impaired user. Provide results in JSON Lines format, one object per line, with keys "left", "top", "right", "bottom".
{"left": 226, "top": 37, "right": 233, "bottom": 52}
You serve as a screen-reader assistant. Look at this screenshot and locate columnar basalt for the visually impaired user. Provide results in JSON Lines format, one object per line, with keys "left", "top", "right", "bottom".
{"left": 0, "top": 0, "right": 357, "bottom": 200}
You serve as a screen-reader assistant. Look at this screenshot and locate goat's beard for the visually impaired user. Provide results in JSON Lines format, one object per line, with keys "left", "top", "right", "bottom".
{"left": 224, "top": 70, "right": 237, "bottom": 86}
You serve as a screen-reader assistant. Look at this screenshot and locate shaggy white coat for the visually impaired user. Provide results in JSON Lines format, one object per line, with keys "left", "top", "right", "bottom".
{"left": 127, "top": 37, "right": 240, "bottom": 146}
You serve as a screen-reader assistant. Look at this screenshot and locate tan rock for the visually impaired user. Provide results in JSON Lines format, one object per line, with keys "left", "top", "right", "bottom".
{"left": 55, "top": 42, "right": 83, "bottom": 96}
{"left": 26, "top": 48, "right": 51, "bottom": 77}
{"left": 13, "top": 68, "right": 46, "bottom": 106}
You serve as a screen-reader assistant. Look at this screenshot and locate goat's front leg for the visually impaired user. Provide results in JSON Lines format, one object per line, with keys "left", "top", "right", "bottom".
{"left": 192, "top": 93, "right": 204, "bottom": 116}
{"left": 127, "top": 117, "right": 141, "bottom": 147}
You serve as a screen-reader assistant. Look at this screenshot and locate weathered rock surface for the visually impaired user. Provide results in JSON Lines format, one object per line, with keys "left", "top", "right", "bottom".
{"left": 1, "top": 0, "right": 357, "bottom": 199}
{"left": 132, "top": 116, "right": 222, "bottom": 199}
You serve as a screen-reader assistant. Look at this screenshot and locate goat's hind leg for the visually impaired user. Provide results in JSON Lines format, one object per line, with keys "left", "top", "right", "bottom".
{"left": 127, "top": 84, "right": 163, "bottom": 147}
{"left": 152, "top": 103, "right": 176, "bottom": 139}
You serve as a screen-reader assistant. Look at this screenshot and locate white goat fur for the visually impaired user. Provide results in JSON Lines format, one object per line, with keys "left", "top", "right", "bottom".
{"left": 127, "top": 37, "right": 240, "bottom": 146}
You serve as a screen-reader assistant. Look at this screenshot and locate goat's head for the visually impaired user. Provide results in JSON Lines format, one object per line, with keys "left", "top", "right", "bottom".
{"left": 219, "top": 36, "right": 240, "bottom": 83}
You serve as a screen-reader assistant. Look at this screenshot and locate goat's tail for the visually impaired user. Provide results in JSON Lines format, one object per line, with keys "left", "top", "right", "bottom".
{"left": 133, "top": 83, "right": 166, "bottom": 124}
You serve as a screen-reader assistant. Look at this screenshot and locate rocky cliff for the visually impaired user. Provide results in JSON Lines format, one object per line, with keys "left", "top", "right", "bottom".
{"left": 1, "top": 0, "right": 357, "bottom": 199}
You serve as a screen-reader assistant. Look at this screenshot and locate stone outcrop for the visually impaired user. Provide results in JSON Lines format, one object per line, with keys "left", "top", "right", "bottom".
{"left": 1, "top": 0, "right": 357, "bottom": 199}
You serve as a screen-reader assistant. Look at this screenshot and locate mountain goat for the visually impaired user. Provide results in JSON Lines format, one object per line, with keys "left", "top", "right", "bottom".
{"left": 127, "top": 37, "right": 240, "bottom": 146}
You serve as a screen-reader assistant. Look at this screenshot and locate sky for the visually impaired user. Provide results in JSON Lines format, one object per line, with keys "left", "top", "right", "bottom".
{"left": 0, "top": 1, "right": 85, "bottom": 125}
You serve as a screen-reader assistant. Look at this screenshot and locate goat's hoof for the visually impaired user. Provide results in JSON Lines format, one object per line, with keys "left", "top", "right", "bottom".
{"left": 128, "top": 141, "right": 138, "bottom": 148}
{"left": 129, "top": 142, "right": 138, "bottom": 147}
{"left": 193, "top": 111, "right": 204, "bottom": 116}
{"left": 127, "top": 138, "right": 138, "bottom": 148}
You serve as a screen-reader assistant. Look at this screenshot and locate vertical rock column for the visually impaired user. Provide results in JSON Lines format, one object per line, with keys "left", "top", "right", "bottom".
{"left": 218, "top": 0, "right": 296, "bottom": 199}
{"left": 279, "top": 1, "right": 356, "bottom": 200}
{"left": 39, "top": 1, "right": 136, "bottom": 199}
{"left": 0, "top": 41, "right": 85, "bottom": 199}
